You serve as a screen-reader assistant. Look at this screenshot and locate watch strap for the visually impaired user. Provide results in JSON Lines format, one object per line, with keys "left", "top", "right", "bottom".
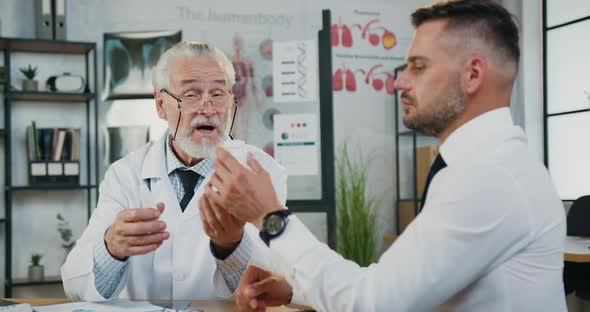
{"left": 259, "top": 209, "right": 292, "bottom": 246}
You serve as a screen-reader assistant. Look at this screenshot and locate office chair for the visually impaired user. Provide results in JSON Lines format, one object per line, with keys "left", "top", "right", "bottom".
{"left": 564, "top": 195, "right": 590, "bottom": 299}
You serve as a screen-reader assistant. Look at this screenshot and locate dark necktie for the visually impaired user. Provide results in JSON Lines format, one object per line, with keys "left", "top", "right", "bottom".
{"left": 419, "top": 153, "right": 447, "bottom": 212}
{"left": 177, "top": 170, "right": 201, "bottom": 212}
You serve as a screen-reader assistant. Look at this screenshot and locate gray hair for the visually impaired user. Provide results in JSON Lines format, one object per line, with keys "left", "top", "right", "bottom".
{"left": 152, "top": 41, "right": 236, "bottom": 91}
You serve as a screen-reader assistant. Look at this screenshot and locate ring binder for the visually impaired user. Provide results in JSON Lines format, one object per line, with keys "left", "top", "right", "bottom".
{"left": 35, "top": 0, "right": 54, "bottom": 40}
{"left": 54, "top": 0, "right": 67, "bottom": 40}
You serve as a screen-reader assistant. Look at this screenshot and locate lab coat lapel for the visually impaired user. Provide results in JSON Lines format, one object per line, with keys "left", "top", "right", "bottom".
{"left": 137, "top": 135, "right": 181, "bottom": 299}
{"left": 140, "top": 135, "right": 167, "bottom": 181}
{"left": 140, "top": 135, "right": 184, "bottom": 225}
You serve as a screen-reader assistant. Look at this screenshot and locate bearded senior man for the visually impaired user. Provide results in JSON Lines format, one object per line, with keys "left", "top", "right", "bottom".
{"left": 204, "top": 1, "right": 567, "bottom": 311}
{"left": 61, "top": 41, "right": 287, "bottom": 301}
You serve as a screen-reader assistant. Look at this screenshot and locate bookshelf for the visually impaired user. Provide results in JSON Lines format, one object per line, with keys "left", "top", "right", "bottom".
{"left": 1, "top": 37, "right": 99, "bottom": 296}
{"left": 7, "top": 91, "right": 95, "bottom": 102}
{"left": 0, "top": 38, "right": 94, "bottom": 54}
{"left": 7, "top": 185, "right": 97, "bottom": 191}
{"left": 10, "top": 275, "right": 63, "bottom": 287}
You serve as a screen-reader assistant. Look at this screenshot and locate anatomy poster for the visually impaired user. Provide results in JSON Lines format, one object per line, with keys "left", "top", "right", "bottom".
{"left": 215, "top": 33, "right": 296, "bottom": 154}
{"left": 221, "top": 34, "right": 316, "bottom": 156}
{"left": 272, "top": 40, "right": 318, "bottom": 103}
{"left": 331, "top": 9, "right": 410, "bottom": 96}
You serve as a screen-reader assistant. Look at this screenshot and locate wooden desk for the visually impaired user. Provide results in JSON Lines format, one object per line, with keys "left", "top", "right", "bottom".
{"left": 565, "top": 236, "right": 590, "bottom": 263}
{"left": 4, "top": 298, "right": 308, "bottom": 311}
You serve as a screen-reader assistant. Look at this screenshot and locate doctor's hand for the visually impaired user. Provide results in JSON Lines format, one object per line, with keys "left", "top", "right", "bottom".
{"left": 206, "top": 147, "right": 284, "bottom": 227}
{"left": 236, "top": 265, "right": 293, "bottom": 312}
{"left": 104, "top": 202, "right": 169, "bottom": 261}
{"left": 199, "top": 192, "right": 245, "bottom": 248}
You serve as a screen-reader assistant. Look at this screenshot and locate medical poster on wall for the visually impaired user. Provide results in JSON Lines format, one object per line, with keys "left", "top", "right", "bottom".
{"left": 273, "top": 113, "right": 319, "bottom": 176}
{"left": 69, "top": 0, "right": 318, "bottom": 156}
{"left": 331, "top": 8, "right": 410, "bottom": 96}
{"left": 272, "top": 40, "right": 318, "bottom": 103}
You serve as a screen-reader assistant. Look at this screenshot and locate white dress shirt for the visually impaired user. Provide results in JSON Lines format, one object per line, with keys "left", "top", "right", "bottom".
{"left": 269, "top": 108, "right": 567, "bottom": 311}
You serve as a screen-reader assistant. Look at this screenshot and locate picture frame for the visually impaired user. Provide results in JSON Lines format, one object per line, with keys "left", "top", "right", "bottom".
{"left": 103, "top": 30, "right": 182, "bottom": 100}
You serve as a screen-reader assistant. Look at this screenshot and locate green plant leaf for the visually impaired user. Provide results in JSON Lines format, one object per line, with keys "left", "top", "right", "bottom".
{"left": 336, "top": 143, "right": 377, "bottom": 267}
{"left": 31, "top": 253, "right": 43, "bottom": 266}
{"left": 19, "top": 65, "right": 37, "bottom": 80}
{"left": 57, "top": 213, "right": 74, "bottom": 244}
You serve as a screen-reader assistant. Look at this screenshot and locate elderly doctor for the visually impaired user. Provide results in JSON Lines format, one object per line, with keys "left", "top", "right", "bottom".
{"left": 61, "top": 41, "right": 287, "bottom": 301}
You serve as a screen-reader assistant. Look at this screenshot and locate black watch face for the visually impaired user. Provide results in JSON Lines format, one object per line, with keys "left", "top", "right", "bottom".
{"left": 266, "top": 214, "right": 285, "bottom": 235}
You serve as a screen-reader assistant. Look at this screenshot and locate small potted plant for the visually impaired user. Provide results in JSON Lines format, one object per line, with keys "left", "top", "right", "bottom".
{"left": 57, "top": 213, "right": 75, "bottom": 261}
{"left": 28, "top": 253, "right": 44, "bottom": 282}
{"left": 19, "top": 64, "right": 38, "bottom": 91}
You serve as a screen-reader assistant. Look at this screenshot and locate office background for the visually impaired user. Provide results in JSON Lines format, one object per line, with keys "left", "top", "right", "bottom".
{"left": 0, "top": 0, "right": 577, "bottom": 306}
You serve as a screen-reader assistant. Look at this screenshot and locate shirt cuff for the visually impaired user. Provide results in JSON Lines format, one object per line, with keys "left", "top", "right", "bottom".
{"left": 93, "top": 239, "right": 128, "bottom": 297}
{"left": 215, "top": 232, "right": 253, "bottom": 293}
{"left": 290, "top": 286, "right": 305, "bottom": 305}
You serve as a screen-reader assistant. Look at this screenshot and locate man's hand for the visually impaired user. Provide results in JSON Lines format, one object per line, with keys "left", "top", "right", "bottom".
{"left": 199, "top": 192, "right": 245, "bottom": 248}
{"left": 205, "top": 146, "right": 283, "bottom": 227}
{"left": 104, "top": 202, "right": 169, "bottom": 260}
{"left": 236, "top": 265, "right": 293, "bottom": 312}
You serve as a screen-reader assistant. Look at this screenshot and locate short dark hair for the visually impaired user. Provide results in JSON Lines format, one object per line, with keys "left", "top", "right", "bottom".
{"left": 411, "top": 0, "right": 519, "bottom": 66}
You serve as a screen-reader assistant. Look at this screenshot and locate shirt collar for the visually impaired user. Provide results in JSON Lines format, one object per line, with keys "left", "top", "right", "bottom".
{"left": 165, "top": 138, "right": 216, "bottom": 178}
{"left": 439, "top": 107, "right": 516, "bottom": 165}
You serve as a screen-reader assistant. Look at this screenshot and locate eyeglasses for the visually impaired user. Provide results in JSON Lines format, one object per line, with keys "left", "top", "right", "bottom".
{"left": 162, "top": 87, "right": 239, "bottom": 140}
{"left": 160, "top": 88, "right": 232, "bottom": 112}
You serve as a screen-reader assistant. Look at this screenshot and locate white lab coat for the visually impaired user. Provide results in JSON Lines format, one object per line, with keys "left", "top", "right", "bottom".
{"left": 61, "top": 135, "right": 287, "bottom": 301}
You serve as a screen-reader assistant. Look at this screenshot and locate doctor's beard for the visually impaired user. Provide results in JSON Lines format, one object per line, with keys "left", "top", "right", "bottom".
{"left": 173, "top": 115, "right": 228, "bottom": 159}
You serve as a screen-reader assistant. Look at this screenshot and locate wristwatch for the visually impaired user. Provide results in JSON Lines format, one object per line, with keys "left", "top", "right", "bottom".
{"left": 259, "top": 209, "right": 292, "bottom": 246}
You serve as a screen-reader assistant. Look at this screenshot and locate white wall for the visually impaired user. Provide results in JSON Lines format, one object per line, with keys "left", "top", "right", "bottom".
{"left": 515, "top": 0, "right": 544, "bottom": 161}
{"left": 502, "top": 0, "right": 544, "bottom": 161}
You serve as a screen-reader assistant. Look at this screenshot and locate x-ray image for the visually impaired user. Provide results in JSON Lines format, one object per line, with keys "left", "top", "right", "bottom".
{"left": 103, "top": 30, "right": 182, "bottom": 100}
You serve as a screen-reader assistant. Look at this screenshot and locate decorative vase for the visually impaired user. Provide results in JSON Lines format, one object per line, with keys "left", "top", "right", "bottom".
{"left": 22, "top": 79, "right": 38, "bottom": 92}
{"left": 28, "top": 265, "right": 44, "bottom": 282}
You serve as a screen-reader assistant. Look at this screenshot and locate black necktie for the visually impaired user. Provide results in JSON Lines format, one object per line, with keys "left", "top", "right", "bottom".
{"left": 177, "top": 170, "right": 201, "bottom": 212}
{"left": 419, "top": 153, "right": 447, "bottom": 212}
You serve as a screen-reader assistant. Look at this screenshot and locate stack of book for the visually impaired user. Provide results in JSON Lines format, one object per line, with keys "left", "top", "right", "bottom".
{"left": 26, "top": 121, "right": 81, "bottom": 185}
{"left": 26, "top": 121, "right": 81, "bottom": 162}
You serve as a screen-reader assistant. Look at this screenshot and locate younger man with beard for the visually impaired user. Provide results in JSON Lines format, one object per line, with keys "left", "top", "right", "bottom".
{"left": 206, "top": 1, "right": 567, "bottom": 311}
{"left": 61, "top": 41, "right": 287, "bottom": 301}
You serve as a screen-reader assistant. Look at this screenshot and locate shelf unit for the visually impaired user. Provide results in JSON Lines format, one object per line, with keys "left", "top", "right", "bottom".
{"left": 1, "top": 37, "right": 99, "bottom": 296}
{"left": 7, "top": 91, "right": 95, "bottom": 102}
{"left": 7, "top": 185, "right": 97, "bottom": 191}
{"left": 10, "top": 276, "right": 63, "bottom": 287}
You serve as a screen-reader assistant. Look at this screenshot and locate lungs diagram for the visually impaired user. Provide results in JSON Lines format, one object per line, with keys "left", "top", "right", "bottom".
{"left": 331, "top": 14, "right": 403, "bottom": 95}
{"left": 332, "top": 17, "right": 397, "bottom": 50}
